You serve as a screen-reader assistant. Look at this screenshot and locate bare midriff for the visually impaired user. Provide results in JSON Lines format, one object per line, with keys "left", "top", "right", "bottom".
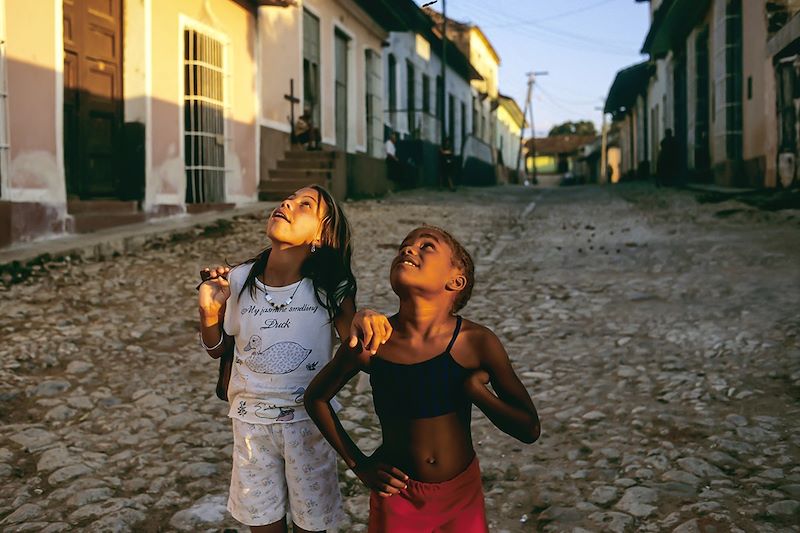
{"left": 377, "top": 412, "right": 474, "bottom": 483}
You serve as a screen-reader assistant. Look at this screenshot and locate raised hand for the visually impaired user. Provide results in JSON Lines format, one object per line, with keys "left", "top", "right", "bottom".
{"left": 198, "top": 266, "right": 231, "bottom": 322}
{"left": 348, "top": 309, "right": 393, "bottom": 354}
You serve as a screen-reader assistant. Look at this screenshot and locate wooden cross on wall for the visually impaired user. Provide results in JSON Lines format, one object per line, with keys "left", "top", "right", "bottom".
{"left": 285, "top": 79, "right": 300, "bottom": 144}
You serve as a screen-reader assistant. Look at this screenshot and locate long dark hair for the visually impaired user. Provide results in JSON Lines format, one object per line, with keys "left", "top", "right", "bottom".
{"left": 236, "top": 185, "right": 356, "bottom": 320}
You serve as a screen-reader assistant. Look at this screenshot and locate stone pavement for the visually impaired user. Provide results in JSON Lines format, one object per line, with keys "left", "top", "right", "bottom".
{"left": 0, "top": 183, "right": 799, "bottom": 532}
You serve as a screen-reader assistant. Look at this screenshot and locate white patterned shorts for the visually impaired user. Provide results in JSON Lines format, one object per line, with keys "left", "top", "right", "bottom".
{"left": 228, "top": 418, "right": 344, "bottom": 530}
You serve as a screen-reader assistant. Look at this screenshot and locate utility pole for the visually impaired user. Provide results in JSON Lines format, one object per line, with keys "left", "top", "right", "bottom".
{"left": 514, "top": 74, "right": 534, "bottom": 180}
{"left": 516, "top": 71, "right": 547, "bottom": 184}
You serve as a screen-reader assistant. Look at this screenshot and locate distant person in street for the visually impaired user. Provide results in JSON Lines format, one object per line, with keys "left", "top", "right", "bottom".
{"left": 197, "top": 185, "right": 392, "bottom": 532}
{"left": 656, "top": 128, "right": 678, "bottom": 187}
{"left": 305, "top": 225, "right": 540, "bottom": 533}
{"left": 440, "top": 137, "right": 456, "bottom": 191}
{"left": 295, "top": 107, "right": 320, "bottom": 150}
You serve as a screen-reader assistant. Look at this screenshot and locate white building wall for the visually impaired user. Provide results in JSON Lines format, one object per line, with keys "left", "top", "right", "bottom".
{"left": 383, "top": 31, "right": 471, "bottom": 152}
{"left": 647, "top": 57, "right": 670, "bottom": 171}
{"left": 686, "top": 28, "right": 698, "bottom": 169}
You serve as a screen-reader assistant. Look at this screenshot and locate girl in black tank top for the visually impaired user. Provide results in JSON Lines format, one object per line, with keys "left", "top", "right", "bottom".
{"left": 305, "top": 226, "right": 540, "bottom": 532}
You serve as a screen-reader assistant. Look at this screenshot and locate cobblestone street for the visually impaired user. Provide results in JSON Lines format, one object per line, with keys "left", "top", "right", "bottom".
{"left": 1, "top": 183, "right": 799, "bottom": 532}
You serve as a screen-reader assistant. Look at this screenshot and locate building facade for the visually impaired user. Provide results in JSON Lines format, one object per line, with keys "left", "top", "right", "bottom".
{"left": 424, "top": 8, "right": 500, "bottom": 183}
{"left": 605, "top": 61, "right": 651, "bottom": 181}
{"left": 258, "top": 0, "right": 389, "bottom": 163}
{"left": 382, "top": 28, "right": 473, "bottom": 154}
{"left": 627, "top": 0, "right": 791, "bottom": 188}
{"left": 0, "top": 0, "right": 264, "bottom": 247}
{"left": 496, "top": 94, "right": 526, "bottom": 180}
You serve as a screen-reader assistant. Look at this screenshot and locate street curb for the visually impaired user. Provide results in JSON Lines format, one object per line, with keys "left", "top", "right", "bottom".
{"left": 683, "top": 183, "right": 757, "bottom": 195}
{"left": 0, "top": 202, "right": 275, "bottom": 269}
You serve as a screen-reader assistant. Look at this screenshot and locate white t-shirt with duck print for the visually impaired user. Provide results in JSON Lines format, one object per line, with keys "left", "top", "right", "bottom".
{"left": 223, "top": 264, "right": 342, "bottom": 425}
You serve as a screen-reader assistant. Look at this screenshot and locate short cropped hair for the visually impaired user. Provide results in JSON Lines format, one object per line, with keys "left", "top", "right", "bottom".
{"left": 420, "top": 225, "right": 475, "bottom": 312}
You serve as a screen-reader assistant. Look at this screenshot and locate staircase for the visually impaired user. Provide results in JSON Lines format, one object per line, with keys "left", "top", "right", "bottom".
{"left": 67, "top": 200, "right": 146, "bottom": 234}
{"left": 259, "top": 149, "right": 339, "bottom": 201}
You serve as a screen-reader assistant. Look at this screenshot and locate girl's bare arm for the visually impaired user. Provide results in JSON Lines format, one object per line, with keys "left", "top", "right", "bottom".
{"left": 305, "top": 343, "right": 370, "bottom": 469}
{"left": 466, "top": 327, "right": 541, "bottom": 443}
{"left": 305, "top": 345, "right": 408, "bottom": 496}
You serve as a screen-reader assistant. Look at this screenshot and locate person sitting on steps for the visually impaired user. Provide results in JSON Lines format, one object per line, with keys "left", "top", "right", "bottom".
{"left": 295, "top": 107, "right": 321, "bottom": 151}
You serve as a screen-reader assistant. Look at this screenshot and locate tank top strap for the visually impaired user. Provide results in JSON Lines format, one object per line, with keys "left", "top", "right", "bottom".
{"left": 444, "top": 315, "right": 463, "bottom": 354}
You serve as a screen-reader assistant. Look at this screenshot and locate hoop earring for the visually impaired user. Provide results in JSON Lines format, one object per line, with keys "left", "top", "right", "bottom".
{"left": 311, "top": 243, "right": 316, "bottom": 253}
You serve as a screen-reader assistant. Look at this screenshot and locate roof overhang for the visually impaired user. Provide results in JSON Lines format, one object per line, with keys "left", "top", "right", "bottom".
{"left": 471, "top": 26, "right": 501, "bottom": 65}
{"left": 234, "top": 0, "right": 296, "bottom": 13}
{"left": 640, "top": 0, "right": 710, "bottom": 56}
{"left": 604, "top": 61, "right": 652, "bottom": 117}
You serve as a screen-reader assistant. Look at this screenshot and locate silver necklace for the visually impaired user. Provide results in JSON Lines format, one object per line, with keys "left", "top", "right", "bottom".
{"left": 264, "top": 279, "right": 303, "bottom": 309}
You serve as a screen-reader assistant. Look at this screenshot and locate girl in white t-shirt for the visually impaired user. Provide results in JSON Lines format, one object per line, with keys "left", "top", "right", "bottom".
{"left": 198, "top": 185, "right": 390, "bottom": 533}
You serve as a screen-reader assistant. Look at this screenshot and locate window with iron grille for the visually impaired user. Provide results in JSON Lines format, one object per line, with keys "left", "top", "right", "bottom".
{"left": 723, "top": 0, "right": 742, "bottom": 160}
{"left": 184, "top": 28, "right": 227, "bottom": 204}
{"left": 0, "top": 9, "right": 8, "bottom": 198}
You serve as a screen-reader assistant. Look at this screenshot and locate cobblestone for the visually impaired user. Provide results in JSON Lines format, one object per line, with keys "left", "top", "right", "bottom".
{"left": 1, "top": 183, "right": 799, "bottom": 531}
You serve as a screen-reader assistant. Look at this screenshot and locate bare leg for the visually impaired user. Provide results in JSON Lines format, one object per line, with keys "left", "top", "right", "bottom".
{"left": 293, "top": 524, "right": 325, "bottom": 533}
{"left": 251, "top": 517, "right": 288, "bottom": 533}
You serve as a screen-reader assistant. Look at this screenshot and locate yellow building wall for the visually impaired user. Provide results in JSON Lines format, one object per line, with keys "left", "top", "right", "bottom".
{"left": 527, "top": 155, "right": 557, "bottom": 174}
{"left": 468, "top": 29, "right": 498, "bottom": 98}
{"left": 149, "top": 0, "right": 257, "bottom": 206}
{"left": 496, "top": 106, "right": 522, "bottom": 137}
{"left": 4, "top": 0, "right": 62, "bottom": 203}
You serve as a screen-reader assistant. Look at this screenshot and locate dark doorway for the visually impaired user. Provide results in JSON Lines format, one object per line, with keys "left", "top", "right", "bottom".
{"left": 673, "top": 44, "right": 688, "bottom": 177}
{"left": 63, "top": 0, "right": 123, "bottom": 199}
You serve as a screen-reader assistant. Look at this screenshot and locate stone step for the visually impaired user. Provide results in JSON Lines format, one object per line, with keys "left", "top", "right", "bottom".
{"left": 277, "top": 158, "right": 334, "bottom": 170}
{"left": 70, "top": 212, "right": 147, "bottom": 234}
{"left": 67, "top": 200, "right": 139, "bottom": 214}
{"left": 258, "top": 178, "right": 330, "bottom": 201}
{"left": 185, "top": 203, "right": 236, "bottom": 215}
{"left": 283, "top": 149, "right": 337, "bottom": 161}
{"left": 269, "top": 169, "right": 333, "bottom": 180}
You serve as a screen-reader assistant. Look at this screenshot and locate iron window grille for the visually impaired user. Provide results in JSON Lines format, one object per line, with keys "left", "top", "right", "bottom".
{"left": 183, "top": 28, "right": 228, "bottom": 204}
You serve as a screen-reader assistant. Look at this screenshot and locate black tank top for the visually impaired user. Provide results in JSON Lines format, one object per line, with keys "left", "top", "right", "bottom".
{"left": 369, "top": 316, "right": 471, "bottom": 420}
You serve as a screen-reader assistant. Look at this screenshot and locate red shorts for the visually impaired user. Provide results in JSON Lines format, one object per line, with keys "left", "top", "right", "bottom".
{"left": 368, "top": 456, "right": 488, "bottom": 533}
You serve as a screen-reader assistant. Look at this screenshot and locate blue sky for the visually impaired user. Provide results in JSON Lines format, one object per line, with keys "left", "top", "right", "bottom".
{"left": 414, "top": 0, "right": 650, "bottom": 137}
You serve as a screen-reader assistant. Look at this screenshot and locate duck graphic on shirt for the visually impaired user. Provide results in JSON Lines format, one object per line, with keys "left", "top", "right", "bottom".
{"left": 243, "top": 335, "right": 312, "bottom": 374}
{"left": 253, "top": 403, "right": 295, "bottom": 421}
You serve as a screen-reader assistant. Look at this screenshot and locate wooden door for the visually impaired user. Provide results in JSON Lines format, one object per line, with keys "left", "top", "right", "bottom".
{"left": 63, "top": 0, "right": 123, "bottom": 199}
{"left": 334, "top": 30, "right": 348, "bottom": 152}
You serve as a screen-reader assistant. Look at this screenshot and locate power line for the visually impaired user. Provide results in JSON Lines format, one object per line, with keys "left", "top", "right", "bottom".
{"left": 435, "top": 0, "right": 641, "bottom": 57}
{"left": 482, "top": 0, "right": 616, "bottom": 27}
